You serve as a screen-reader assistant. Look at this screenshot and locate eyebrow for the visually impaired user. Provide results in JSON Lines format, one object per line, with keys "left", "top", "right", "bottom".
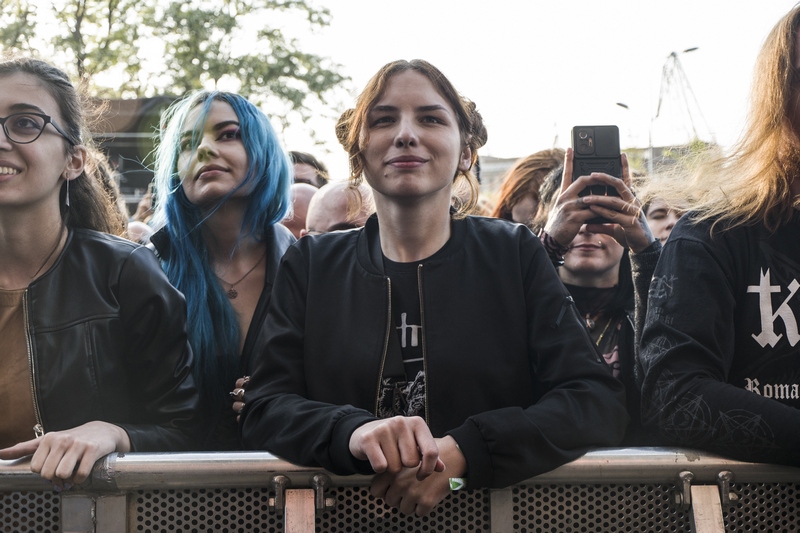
{"left": 9, "top": 103, "right": 49, "bottom": 114}
{"left": 180, "top": 120, "right": 240, "bottom": 141}
{"left": 370, "top": 104, "right": 450, "bottom": 113}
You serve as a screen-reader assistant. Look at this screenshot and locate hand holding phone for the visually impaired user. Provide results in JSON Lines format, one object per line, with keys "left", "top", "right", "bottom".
{"left": 571, "top": 125, "right": 621, "bottom": 223}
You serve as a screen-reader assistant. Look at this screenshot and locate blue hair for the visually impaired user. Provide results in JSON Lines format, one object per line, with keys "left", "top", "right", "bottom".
{"left": 152, "top": 91, "right": 292, "bottom": 421}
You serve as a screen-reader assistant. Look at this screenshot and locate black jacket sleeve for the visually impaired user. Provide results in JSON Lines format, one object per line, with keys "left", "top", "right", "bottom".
{"left": 116, "top": 246, "right": 200, "bottom": 451}
{"left": 444, "top": 234, "right": 629, "bottom": 488}
{"left": 240, "top": 246, "right": 377, "bottom": 474}
{"left": 638, "top": 225, "right": 800, "bottom": 466}
{"left": 630, "top": 240, "right": 662, "bottom": 351}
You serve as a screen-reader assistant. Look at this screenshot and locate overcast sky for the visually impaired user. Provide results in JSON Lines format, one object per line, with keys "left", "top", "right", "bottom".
{"left": 278, "top": 0, "right": 798, "bottom": 179}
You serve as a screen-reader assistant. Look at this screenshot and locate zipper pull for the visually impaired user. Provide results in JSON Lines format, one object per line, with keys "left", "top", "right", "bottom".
{"left": 552, "top": 295, "right": 574, "bottom": 329}
{"left": 33, "top": 424, "right": 44, "bottom": 438}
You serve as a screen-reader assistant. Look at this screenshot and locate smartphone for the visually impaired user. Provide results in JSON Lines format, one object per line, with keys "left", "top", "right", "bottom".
{"left": 571, "top": 125, "right": 621, "bottom": 224}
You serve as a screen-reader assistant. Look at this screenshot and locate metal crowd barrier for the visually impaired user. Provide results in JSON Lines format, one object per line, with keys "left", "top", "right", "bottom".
{"left": 2, "top": 447, "right": 800, "bottom": 532}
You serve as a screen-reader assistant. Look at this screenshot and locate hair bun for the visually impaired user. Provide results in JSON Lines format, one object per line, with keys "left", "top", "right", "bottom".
{"left": 336, "top": 109, "right": 355, "bottom": 149}
{"left": 465, "top": 101, "right": 488, "bottom": 151}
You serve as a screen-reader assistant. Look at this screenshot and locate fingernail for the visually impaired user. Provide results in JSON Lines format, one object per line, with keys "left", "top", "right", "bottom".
{"left": 64, "top": 483, "right": 73, "bottom": 490}
{"left": 53, "top": 485, "right": 62, "bottom": 493}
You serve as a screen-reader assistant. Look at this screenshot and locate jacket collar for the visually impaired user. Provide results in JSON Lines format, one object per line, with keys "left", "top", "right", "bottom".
{"left": 356, "top": 209, "right": 468, "bottom": 275}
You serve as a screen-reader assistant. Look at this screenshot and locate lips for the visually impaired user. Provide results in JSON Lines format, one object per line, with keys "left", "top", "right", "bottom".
{"left": 570, "top": 243, "right": 602, "bottom": 251}
{"left": 195, "top": 164, "right": 228, "bottom": 180}
{"left": 386, "top": 155, "right": 427, "bottom": 168}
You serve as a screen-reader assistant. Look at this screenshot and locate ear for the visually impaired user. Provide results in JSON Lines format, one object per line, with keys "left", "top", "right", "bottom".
{"left": 299, "top": 229, "right": 309, "bottom": 238}
{"left": 63, "top": 145, "right": 87, "bottom": 181}
{"left": 457, "top": 145, "right": 473, "bottom": 174}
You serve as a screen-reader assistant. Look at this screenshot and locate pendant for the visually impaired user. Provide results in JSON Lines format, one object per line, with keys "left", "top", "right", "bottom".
{"left": 585, "top": 316, "right": 596, "bottom": 330}
{"left": 227, "top": 288, "right": 238, "bottom": 299}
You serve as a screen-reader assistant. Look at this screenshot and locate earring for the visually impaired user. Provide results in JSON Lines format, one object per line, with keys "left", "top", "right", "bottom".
{"left": 65, "top": 177, "right": 70, "bottom": 208}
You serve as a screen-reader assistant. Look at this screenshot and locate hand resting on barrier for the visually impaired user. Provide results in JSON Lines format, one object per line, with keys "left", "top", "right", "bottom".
{"left": 349, "top": 417, "right": 466, "bottom": 516}
{"left": 369, "top": 435, "right": 466, "bottom": 517}
{"left": 0, "top": 421, "right": 131, "bottom": 490}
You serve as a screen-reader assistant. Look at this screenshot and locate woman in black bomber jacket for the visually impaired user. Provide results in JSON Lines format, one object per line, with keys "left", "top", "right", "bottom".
{"left": 0, "top": 59, "right": 199, "bottom": 489}
{"left": 240, "top": 59, "right": 628, "bottom": 517}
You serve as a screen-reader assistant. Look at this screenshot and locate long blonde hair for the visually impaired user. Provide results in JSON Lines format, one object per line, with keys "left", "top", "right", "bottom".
{"left": 649, "top": 5, "right": 800, "bottom": 232}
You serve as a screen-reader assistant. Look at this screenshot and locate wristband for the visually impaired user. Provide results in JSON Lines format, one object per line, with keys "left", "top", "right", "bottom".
{"left": 449, "top": 477, "right": 467, "bottom": 491}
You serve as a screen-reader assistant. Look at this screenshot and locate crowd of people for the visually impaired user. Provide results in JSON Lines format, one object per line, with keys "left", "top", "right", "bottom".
{"left": 2, "top": 3, "right": 800, "bottom": 518}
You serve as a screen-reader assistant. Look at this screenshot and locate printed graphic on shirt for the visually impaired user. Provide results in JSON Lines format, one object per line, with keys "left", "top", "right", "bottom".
{"left": 747, "top": 268, "right": 800, "bottom": 348}
{"left": 647, "top": 371, "right": 776, "bottom": 456}
{"left": 377, "top": 260, "right": 427, "bottom": 421}
{"left": 377, "top": 371, "right": 426, "bottom": 420}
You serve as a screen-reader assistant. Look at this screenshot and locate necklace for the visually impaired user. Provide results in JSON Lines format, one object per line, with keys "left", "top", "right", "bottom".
{"left": 215, "top": 251, "right": 266, "bottom": 299}
{"left": 585, "top": 313, "right": 597, "bottom": 330}
{"left": 594, "top": 316, "right": 615, "bottom": 348}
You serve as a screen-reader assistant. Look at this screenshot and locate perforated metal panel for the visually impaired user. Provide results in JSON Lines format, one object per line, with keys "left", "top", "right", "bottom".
{"left": 0, "top": 491, "right": 60, "bottom": 533}
{"left": 132, "top": 488, "right": 281, "bottom": 532}
{"left": 2, "top": 482, "right": 799, "bottom": 531}
{"left": 318, "top": 486, "right": 490, "bottom": 532}
{"left": 132, "top": 486, "right": 489, "bottom": 532}
{"left": 512, "top": 484, "right": 691, "bottom": 532}
{"left": 724, "top": 483, "right": 800, "bottom": 532}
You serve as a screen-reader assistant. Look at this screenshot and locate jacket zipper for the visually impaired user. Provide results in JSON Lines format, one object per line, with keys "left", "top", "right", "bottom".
{"left": 22, "top": 292, "right": 44, "bottom": 438}
{"left": 374, "top": 278, "right": 393, "bottom": 416}
{"left": 552, "top": 295, "right": 574, "bottom": 329}
{"left": 417, "top": 264, "right": 430, "bottom": 425}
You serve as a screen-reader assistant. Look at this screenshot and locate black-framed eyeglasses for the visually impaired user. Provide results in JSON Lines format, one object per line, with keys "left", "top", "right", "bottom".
{"left": 0, "top": 112, "right": 76, "bottom": 145}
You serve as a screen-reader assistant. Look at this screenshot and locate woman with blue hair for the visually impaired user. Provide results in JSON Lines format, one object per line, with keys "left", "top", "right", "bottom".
{"left": 150, "top": 91, "right": 294, "bottom": 450}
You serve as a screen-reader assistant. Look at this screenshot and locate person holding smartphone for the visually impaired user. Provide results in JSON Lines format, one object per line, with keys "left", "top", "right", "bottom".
{"left": 240, "top": 59, "right": 627, "bottom": 517}
{"left": 534, "top": 151, "right": 659, "bottom": 444}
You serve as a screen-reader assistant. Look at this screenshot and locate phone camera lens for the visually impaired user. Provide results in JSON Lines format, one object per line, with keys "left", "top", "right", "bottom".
{"left": 579, "top": 131, "right": 588, "bottom": 140}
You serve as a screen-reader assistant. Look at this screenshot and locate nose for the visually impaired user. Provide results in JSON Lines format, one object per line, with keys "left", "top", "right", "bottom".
{"left": 394, "top": 117, "right": 418, "bottom": 148}
{"left": 195, "top": 135, "right": 217, "bottom": 160}
{"left": 577, "top": 224, "right": 592, "bottom": 235}
{"left": 0, "top": 123, "right": 13, "bottom": 149}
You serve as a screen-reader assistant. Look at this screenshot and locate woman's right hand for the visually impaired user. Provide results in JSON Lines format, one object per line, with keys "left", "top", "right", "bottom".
{"left": 0, "top": 421, "right": 131, "bottom": 489}
{"left": 349, "top": 416, "right": 445, "bottom": 480}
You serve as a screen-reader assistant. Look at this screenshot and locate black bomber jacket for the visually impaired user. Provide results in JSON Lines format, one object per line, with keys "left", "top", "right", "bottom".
{"left": 23, "top": 228, "right": 199, "bottom": 451}
{"left": 241, "top": 214, "right": 629, "bottom": 489}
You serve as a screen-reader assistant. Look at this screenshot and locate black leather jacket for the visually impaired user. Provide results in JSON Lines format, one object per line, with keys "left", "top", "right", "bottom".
{"left": 242, "top": 215, "right": 628, "bottom": 489}
{"left": 24, "top": 229, "right": 199, "bottom": 451}
{"left": 150, "top": 222, "right": 295, "bottom": 449}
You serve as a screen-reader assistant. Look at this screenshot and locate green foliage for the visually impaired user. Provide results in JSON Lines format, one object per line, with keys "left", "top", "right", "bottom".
{"left": 0, "top": 0, "right": 346, "bottom": 124}
{"left": 0, "top": 0, "right": 36, "bottom": 53}
{"left": 152, "top": 0, "right": 345, "bottom": 122}
{"left": 51, "top": 0, "right": 153, "bottom": 96}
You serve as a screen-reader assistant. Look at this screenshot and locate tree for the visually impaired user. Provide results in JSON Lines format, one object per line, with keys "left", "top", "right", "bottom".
{"left": 0, "top": 0, "right": 346, "bottom": 124}
{"left": 0, "top": 0, "right": 37, "bottom": 53}
{"left": 51, "top": 0, "right": 155, "bottom": 97}
{"left": 152, "top": 0, "right": 346, "bottom": 124}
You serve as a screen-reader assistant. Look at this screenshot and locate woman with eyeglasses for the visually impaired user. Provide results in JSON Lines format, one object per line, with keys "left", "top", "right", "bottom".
{"left": 0, "top": 58, "right": 199, "bottom": 489}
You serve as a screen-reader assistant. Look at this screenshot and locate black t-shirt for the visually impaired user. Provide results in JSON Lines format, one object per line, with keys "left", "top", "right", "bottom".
{"left": 376, "top": 237, "right": 456, "bottom": 420}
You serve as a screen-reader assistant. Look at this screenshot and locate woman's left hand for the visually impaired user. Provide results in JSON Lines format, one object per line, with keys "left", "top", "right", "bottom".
{"left": 368, "top": 435, "right": 466, "bottom": 517}
{"left": 579, "top": 153, "right": 656, "bottom": 253}
{"left": 0, "top": 421, "right": 131, "bottom": 489}
{"left": 230, "top": 376, "right": 250, "bottom": 423}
